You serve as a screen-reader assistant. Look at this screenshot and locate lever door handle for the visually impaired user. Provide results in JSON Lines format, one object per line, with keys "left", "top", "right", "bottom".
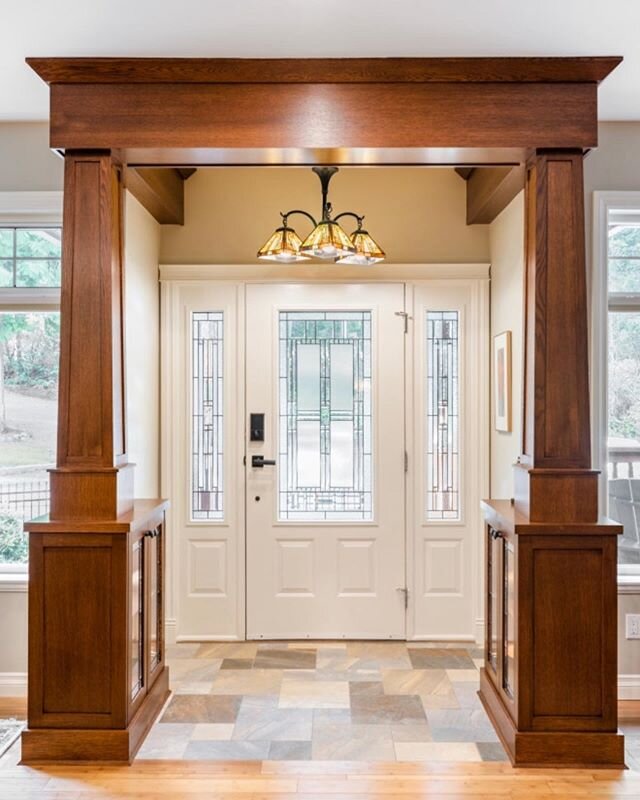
{"left": 251, "top": 455, "right": 276, "bottom": 468}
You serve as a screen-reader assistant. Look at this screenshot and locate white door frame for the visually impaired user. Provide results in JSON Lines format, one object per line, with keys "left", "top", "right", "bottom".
{"left": 160, "top": 263, "right": 490, "bottom": 644}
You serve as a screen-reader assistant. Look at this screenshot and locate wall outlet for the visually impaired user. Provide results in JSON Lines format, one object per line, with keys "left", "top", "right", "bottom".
{"left": 626, "top": 614, "right": 640, "bottom": 639}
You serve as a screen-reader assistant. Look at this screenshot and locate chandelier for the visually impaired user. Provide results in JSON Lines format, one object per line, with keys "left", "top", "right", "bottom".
{"left": 257, "top": 167, "right": 385, "bottom": 265}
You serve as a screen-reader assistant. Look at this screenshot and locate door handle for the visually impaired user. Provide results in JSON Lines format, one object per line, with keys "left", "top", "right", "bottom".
{"left": 251, "top": 455, "right": 276, "bottom": 468}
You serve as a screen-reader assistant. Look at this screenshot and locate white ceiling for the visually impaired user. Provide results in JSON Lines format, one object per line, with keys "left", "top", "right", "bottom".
{"left": 3, "top": 0, "right": 638, "bottom": 121}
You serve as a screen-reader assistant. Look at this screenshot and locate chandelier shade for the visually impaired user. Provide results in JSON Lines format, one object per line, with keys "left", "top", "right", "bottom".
{"left": 257, "top": 224, "right": 309, "bottom": 262}
{"left": 337, "top": 227, "right": 386, "bottom": 265}
{"left": 299, "top": 220, "right": 356, "bottom": 260}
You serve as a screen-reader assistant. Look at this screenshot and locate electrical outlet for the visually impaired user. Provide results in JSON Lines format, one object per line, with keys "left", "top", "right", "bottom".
{"left": 626, "top": 614, "right": 640, "bottom": 639}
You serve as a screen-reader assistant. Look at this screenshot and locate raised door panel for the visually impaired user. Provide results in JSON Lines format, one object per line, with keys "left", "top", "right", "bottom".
{"left": 521, "top": 535, "right": 617, "bottom": 732}
{"left": 28, "top": 533, "right": 127, "bottom": 729}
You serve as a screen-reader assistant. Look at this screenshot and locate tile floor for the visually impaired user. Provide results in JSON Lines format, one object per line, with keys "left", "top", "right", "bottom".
{"left": 138, "top": 641, "right": 509, "bottom": 762}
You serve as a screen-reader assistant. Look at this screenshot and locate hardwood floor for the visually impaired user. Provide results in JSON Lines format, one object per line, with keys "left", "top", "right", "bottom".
{"left": 0, "top": 743, "right": 638, "bottom": 799}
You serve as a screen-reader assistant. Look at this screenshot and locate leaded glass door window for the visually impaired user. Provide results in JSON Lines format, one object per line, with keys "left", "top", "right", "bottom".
{"left": 191, "top": 311, "right": 224, "bottom": 520}
{"left": 425, "top": 311, "right": 460, "bottom": 521}
{"left": 278, "top": 311, "right": 372, "bottom": 521}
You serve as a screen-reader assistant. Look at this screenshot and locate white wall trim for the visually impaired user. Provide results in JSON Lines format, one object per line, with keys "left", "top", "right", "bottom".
{"left": 591, "top": 191, "right": 640, "bottom": 582}
{"left": 591, "top": 191, "right": 640, "bottom": 497}
{"left": 0, "top": 574, "right": 28, "bottom": 592}
{"left": 160, "top": 263, "right": 491, "bottom": 283}
{"left": 0, "top": 191, "right": 63, "bottom": 224}
{"left": 165, "top": 618, "right": 177, "bottom": 646}
{"left": 619, "top": 674, "right": 640, "bottom": 700}
{"left": 0, "top": 672, "right": 27, "bottom": 697}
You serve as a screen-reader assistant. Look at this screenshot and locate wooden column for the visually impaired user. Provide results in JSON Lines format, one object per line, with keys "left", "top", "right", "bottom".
{"left": 49, "top": 151, "right": 134, "bottom": 520}
{"left": 21, "top": 152, "right": 169, "bottom": 763}
{"left": 479, "top": 150, "right": 624, "bottom": 767}
{"left": 515, "top": 149, "right": 598, "bottom": 522}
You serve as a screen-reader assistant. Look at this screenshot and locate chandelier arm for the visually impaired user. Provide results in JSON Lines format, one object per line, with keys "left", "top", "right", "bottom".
{"left": 282, "top": 209, "right": 318, "bottom": 228}
{"left": 333, "top": 211, "right": 364, "bottom": 228}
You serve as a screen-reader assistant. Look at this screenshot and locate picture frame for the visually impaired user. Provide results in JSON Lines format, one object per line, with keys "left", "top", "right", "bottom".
{"left": 493, "top": 331, "right": 512, "bottom": 432}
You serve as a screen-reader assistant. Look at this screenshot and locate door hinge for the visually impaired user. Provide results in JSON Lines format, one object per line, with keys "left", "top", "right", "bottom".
{"left": 397, "top": 587, "right": 409, "bottom": 609}
{"left": 394, "top": 310, "right": 411, "bottom": 333}
{"left": 404, "top": 450, "right": 409, "bottom": 473}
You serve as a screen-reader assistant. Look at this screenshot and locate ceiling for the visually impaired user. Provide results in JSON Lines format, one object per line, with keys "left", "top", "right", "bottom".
{"left": 3, "top": 0, "right": 638, "bottom": 121}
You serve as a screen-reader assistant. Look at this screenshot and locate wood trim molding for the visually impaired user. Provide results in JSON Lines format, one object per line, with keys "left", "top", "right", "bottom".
{"left": 464, "top": 166, "right": 525, "bottom": 224}
{"left": 26, "top": 56, "right": 622, "bottom": 85}
{"left": 125, "top": 167, "right": 193, "bottom": 225}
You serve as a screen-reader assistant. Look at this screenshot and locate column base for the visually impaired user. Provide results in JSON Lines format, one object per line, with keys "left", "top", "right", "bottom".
{"left": 20, "top": 667, "right": 169, "bottom": 764}
{"left": 49, "top": 463, "right": 135, "bottom": 521}
{"left": 479, "top": 669, "right": 625, "bottom": 769}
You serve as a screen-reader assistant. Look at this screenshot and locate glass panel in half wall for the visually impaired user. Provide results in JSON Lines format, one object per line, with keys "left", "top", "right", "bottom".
{"left": 279, "top": 310, "right": 372, "bottom": 521}
{"left": 426, "top": 311, "right": 460, "bottom": 521}
{"left": 191, "top": 312, "right": 224, "bottom": 521}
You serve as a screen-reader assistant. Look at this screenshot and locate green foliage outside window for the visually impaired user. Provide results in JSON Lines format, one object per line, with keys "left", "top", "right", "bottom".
{"left": 0, "top": 511, "right": 28, "bottom": 564}
{"left": 0, "top": 228, "right": 61, "bottom": 288}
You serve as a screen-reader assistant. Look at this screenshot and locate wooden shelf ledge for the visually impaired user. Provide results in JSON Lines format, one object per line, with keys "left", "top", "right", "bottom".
{"left": 24, "top": 498, "right": 169, "bottom": 534}
{"left": 481, "top": 498, "right": 623, "bottom": 536}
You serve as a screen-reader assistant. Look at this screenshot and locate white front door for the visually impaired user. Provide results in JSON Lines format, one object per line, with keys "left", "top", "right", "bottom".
{"left": 245, "top": 283, "right": 406, "bottom": 639}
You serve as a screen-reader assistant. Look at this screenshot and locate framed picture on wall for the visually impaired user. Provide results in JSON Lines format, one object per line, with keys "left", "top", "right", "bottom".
{"left": 493, "top": 331, "right": 512, "bottom": 432}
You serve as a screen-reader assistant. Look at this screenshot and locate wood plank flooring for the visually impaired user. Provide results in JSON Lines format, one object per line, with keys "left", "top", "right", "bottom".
{"left": 0, "top": 745, "right": 638, "bottom": 799}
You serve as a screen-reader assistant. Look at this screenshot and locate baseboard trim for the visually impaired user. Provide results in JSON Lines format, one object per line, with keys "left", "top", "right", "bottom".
{"left": 165, "top": 618, "right": 177, "bottom": 645}
{"left": 0, "top": 673, "right": 27, "bottom": 697}
{"left": 619, "top": 674, "right": 640, "bottom": 700}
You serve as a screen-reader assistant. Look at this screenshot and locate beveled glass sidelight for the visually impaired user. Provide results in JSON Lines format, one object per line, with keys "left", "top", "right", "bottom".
{"left": 257, "top": 223, "right": 309, "bottom": 263}
{"left": 337, "top": 227, "right": 385, "bottom": 265}
{"left": 299, "top": 220, "right": 356, "bottom": 260}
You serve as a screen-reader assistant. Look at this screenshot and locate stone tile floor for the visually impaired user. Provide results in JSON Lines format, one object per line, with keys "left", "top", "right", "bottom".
{"left": 138, "top": 641, "right": 510, "bottom": 762}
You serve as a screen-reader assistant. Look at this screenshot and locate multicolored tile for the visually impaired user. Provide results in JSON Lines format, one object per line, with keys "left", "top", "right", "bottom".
{"left": 141, "top": 640, "right": 506, "bottom": 763}
{"left": 408, "top": 648, "right": 476, "bottom": 670}
{"left": 160, "top": 694, "right": 241, "bottom": 724}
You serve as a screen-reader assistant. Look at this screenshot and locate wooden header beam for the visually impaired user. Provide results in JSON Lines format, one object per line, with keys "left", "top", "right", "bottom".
{"left": 27, "top": 56, "right": 621, "bottom": 165}
{"left": 27, "top": 56, "right": 622, "bottom": 84}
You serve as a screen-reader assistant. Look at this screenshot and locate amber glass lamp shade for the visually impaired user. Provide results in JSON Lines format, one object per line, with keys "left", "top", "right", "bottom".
{"left": 299, "top": 220, "right": 356, "bottom": 260}
{"left": 257, "top": 225, "right": 309, "bottom": 262}
{"left": 337, "top": 228, "right": 386, "bottom": 265}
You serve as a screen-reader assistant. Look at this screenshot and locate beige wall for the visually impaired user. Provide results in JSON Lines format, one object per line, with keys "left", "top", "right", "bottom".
{"left": 160, "top": 167, "right": 490, "bottom": 265}
{"left": 0, "top": 122, "right": 62, "bottom": 191}
{"left": 124, "top": 192, "right": 161, "bottom": 498}
{"left": 488, "top": 191, "right": 525, "bottom": 499}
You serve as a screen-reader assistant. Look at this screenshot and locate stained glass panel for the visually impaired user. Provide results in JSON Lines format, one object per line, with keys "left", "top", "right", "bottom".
{"left": 192, "top": 312, "right": 224, "bottom": 521}
{"left": 426, "top": 311, "right": 460, "bottom": 520}
{"left": 279, "top": 310, "right": 372, "bottom": 521}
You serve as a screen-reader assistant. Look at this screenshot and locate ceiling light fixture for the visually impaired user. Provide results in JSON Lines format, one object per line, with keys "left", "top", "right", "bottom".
{"left": 257, "top": 166, "right": 385, "bottom": 265}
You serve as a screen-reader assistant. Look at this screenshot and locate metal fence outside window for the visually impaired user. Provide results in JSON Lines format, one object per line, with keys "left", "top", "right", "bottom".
{"left": 0, "top": 479, "right": 50, "bottom": 521}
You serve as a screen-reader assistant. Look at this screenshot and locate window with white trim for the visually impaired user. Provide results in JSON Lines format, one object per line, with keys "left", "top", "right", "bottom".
{"left": 595, "top": 198, "right": 640, "bottom": 574}
{"left": 0, "top": 207, "right": 62, "bottom": 573}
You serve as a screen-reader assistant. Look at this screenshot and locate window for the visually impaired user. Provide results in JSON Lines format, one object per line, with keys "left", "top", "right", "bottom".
{"left": 603, "top": 209, "right": 640, "bottom": 569}
{"left": 278, "top": 310, "right": 373, "bottom": 521}
{"left": 0, "top": 213, "right": 61, "bottom": 573}
{"left": 0, "top": 311, "right": 60, "bottom": 568}
{"left": 191, "top": 312, "right": 224, "bottom": 521}
{"left": 0, "top": 227, "right": 62, "bottom": 288}
{"left": 425, "top": 311, "right": 460, "bottom": 521}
